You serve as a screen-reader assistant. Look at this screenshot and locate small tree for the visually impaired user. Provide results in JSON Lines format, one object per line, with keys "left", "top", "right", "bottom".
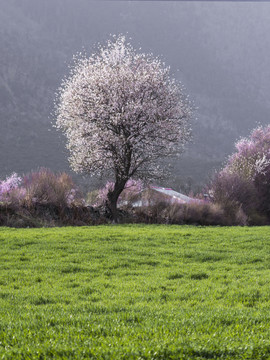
{"left": 212, "top": 125, "right": 270, "bottom": 222}
{"left": 221, "top": 125, "right": 270, "bottom": 182}
{"left": 56, "top": 35, "right": 191, "bottom": 220}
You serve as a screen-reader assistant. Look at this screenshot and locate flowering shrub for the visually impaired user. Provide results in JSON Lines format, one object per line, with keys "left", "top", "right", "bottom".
{"left": 222, "top": 125, "right": 270, "bottom": 181}
{"left": 0, "top": 173, "right": 22, "bottom": 202}
{"left": 118, "top": 179, "right": 144, "bottom": 204}
{"left": 95, "top": 179, "right": 143, "bottom": 207}
{"left": 95, "top": 181, "right": 115, "bottom": 207}
{"left": 0, "top": 169, "right": 83, "bottom": 208}
{"left": 21, "top": 169, "right": 84, "bottom": 208}
{"left": 211, "top": 125, "right": 270, "bottom": 223}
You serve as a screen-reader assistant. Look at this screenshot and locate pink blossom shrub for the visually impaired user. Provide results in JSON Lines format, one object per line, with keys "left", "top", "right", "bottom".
{"left": 221, "top": 125, "right": 270, "bottom": 181}
{"left": 118, "top": 179, "right": 143, "bottom": 204}
{"left": 95, "top": 179, "right": 143, "bottom": 207}
{"left": 95, "top": 182, "right": 115, "bottom": 207}
{"left": 0, "top": 169, "right": 83, "bottom": 208}
{"left": 0, "top": 173, "right": 22, "bottom": 202}
{"left": 211, "top": 125, "right": 270, "bottom": 223}
{"left": 21, "top": 169, "right": 84, "bottom": 208}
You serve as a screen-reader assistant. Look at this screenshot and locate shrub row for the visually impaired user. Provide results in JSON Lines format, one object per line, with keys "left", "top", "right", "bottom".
{"left": 0, "top": 203, "right": 106, "bottom": 228}
{"left": 0, "top": 167, "right": 269, "bottom": 227}
{"left": 131, "top": 201, "right": 249, "bottom": 226}
{"left": 0, "top": 169, "right": 106, "bottom": 227}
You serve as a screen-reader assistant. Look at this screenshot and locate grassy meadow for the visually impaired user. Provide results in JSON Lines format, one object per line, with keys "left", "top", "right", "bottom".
{"left": 0, "top": 225, "right": 270, "bottom": 359}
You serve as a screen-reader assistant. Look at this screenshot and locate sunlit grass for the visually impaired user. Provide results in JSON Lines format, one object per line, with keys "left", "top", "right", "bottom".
{"left": 0, "top": 225, "right": 270, "bottom": 359}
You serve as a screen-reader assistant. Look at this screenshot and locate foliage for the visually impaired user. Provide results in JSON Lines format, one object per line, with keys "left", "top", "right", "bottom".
{"left": 95, "top": 181, "right": 114, "bottom": 206}
{"left": 211, "top": 125, "right": 270, "bottom": 223}
{"left": 55, "top": 35, "right": 192, "bottom": 218}
{"left": 0, "top": 173, "right": 22, "bottom": 202}
{"left": 0, "top": 168, "right": 83, "bottom": 208}
{"left": 0, "top": 225, "right": 270, "bottom": 359}
{"left": 21, "top": 168, "right": 83, "bottom": 208}
{"left": 95, "top": 178, "right": 143, "bottom": 207}
{"left": 222, "top": 125, "right": 270, "bottom": 181}
{"left": 118, "top": 178, "right": 144, "bottom": 202}
{"left": 134, "top": 200, "right": 233, "bottom": 226}
{"left": 0, "top": 202, "right": 102, "bottom": 228}
{"left": 211, "top": 173, "right": 258, "bottom": 224}
{"left": 169, "top": 201, "right": 231, "bottom": 225}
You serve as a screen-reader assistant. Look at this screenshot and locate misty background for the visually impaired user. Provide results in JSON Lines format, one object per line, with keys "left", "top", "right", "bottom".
{"left": 1, "top": 0, "right": 270, "bottom": 193}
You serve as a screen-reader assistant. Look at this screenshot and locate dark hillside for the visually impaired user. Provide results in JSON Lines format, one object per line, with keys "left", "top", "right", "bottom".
{"left": 1, "top": 1, "right": 270, "bottom": 190}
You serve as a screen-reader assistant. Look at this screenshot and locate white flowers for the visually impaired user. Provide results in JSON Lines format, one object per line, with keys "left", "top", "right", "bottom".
{"left": 55, "top": 35, "right": 191, "bottom": 181}
{"left": 254, "top": 154, "right": 270, "bottom": 177}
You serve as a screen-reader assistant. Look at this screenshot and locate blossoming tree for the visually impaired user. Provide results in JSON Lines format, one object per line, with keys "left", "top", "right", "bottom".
{"left": 56, "top": 36, "right": 192, "bottom": 219}
{"left": 212, "top": 125, "right": 270, "bottom": 220}
{"left": 221, "top": 125, "right": 270, "bottom": 181}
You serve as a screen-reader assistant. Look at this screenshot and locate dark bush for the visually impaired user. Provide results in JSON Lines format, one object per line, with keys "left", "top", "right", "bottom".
{"left": 132, "top": 200, "right": 240, "bottom": 226}
{"left": 210, "top": 172, "right": 268, "bottom": 225}
{"left": 0, "top": 202, "right": 106, "bottom": 228}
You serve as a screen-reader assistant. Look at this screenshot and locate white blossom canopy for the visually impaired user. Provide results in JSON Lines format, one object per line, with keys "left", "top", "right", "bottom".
{"left": 56, "top": 36, "right": 192, "bottom": 181}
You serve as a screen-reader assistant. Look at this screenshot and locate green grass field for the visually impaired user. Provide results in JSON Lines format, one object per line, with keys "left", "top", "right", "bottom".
{"left": 0, "top": 225, "right": 270, "bottom": 359}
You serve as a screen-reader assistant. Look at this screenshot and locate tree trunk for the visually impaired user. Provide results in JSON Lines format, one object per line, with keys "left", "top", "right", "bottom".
{"left": 107, "top": 179, "right": 127, "bottom": 222}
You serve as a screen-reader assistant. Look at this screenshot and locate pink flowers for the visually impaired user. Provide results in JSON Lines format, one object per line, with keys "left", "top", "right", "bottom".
{"left": 95, "top": 181, "right": 115, "bottom": 206}
{"left": 211, "top": 124, "right": 270, "bottom": 223}
{"left": 95, "top": 179, "right": 143, "bottom": 206}
{"left": 0, "top": 169, "right": 83, "bottom": 207}
{"left": 0, "top": 173, "right": 22, "bottom": 201}
{"left": 222, "top": 125, "right": 270, "bottom": 181}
